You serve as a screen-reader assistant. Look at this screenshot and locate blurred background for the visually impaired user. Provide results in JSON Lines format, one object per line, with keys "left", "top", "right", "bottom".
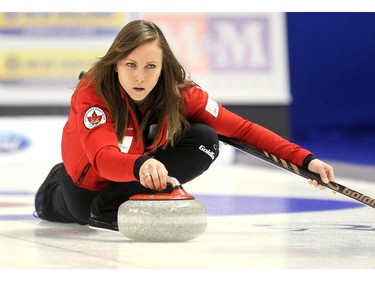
{"left": 0, "top": 12, "right": 374, "bottom": 175}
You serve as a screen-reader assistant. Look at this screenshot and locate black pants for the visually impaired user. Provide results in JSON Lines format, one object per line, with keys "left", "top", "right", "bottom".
{"left": 41, "top": 123, "right": 219, "bottom": 225}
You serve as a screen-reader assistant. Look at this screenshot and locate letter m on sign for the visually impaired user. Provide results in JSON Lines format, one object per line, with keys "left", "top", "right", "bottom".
{"left": 208, "top": 16, "right": 271, "bottom": 72}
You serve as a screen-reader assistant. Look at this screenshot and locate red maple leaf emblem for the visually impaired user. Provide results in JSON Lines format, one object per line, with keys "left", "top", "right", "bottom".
{"left": 88, "top": 110, "right": 102, "bottom": 125}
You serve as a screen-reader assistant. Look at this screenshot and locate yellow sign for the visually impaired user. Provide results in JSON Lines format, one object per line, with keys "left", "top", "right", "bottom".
{"left": 0, "top": 12, "right": 126, "bottom": 28}
{"left": 0, "top": 50, "right": 105, "bottom": 81}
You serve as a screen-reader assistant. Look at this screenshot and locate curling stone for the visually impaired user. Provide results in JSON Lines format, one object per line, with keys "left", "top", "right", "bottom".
{"left": 118, "top": 176, "right": 207, "bottom": 242}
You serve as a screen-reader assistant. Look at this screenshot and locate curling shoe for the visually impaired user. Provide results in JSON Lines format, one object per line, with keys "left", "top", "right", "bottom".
{"left": 88, "top": 213, "right": 119, "bottom": 232}
{"left": 33, "top": 163, "right": 63, "bottom": 220}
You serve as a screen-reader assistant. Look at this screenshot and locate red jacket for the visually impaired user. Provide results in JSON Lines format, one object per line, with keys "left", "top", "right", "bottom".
{"left": 62, "top": 83, "right": 312, "bottom": 191}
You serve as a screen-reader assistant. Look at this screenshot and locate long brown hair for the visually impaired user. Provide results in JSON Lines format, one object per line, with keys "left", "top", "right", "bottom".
{"left": 80, "top": 20, "right": 192, "bottom": 149}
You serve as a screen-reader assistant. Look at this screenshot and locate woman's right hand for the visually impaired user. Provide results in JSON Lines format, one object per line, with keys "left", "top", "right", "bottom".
{"left": 139, "top": 158, "right": 169, "bottom": 191}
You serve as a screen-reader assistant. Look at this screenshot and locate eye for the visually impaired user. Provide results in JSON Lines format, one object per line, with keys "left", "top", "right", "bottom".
{"left": 126, "top": 62, "right": 136, "bottom": 68}
{"left": 146, "top": 64, "right": 156, "bottom": 69}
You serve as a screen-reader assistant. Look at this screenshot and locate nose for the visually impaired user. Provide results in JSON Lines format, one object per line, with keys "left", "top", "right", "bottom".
{"left": 135, "top": 69, "right": 144, "bottom": 83}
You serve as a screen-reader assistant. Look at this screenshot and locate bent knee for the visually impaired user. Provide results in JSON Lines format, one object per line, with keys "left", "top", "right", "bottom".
{"left": 189, "top": 123, "right": 219, "bottom": 161}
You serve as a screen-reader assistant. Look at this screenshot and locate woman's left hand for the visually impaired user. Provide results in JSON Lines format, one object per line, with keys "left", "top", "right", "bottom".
{"left": 307, "top": 159, "right": 335, "bottom": 191}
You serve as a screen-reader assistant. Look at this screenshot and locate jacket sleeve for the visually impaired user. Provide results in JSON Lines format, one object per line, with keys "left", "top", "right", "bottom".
{"left": 183, "top": 86, "right": 313, "bottom": 167}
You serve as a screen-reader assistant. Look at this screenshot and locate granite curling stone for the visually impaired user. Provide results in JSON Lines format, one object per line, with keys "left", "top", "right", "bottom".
{"left": 118, "top": 176, "right": 207, "bottom": 242}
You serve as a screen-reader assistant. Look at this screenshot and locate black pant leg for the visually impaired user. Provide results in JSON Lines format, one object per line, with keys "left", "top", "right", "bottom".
{"left": 89, "top": 181, "right": 172, "bottom": 223}
{"left": 36, "top": 163, "right": 96, "bottom": 224}
{"left": 58, "top": 165, "right": 98, "bottom": 224}
{"left": 153, "top": 123, "right": 219, "bottom": 184}
{"left": 44, "top": 165, "right": 155, "bottom": 225}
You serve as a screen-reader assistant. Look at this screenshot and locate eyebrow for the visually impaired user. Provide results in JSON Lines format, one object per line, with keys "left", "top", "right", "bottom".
{"left": 124, "top": 58, "right": 160, "bottom": 64}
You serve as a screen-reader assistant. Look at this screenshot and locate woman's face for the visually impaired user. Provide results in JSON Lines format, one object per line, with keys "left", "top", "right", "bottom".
{"left": 116, "top": 41, "right": 163, "bottom": 103}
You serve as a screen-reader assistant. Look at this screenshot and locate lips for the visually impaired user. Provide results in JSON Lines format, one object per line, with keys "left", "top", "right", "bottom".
{"left": 133, "top": 87, "right": 145, "bottom": 92}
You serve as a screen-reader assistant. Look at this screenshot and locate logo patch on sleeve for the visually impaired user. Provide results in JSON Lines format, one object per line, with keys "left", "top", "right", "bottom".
{"left": 84, "top": 107, "right": 107, "bottom": 129}
{"left": 205, "top": 98, "right": 219, "bottom": 118}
